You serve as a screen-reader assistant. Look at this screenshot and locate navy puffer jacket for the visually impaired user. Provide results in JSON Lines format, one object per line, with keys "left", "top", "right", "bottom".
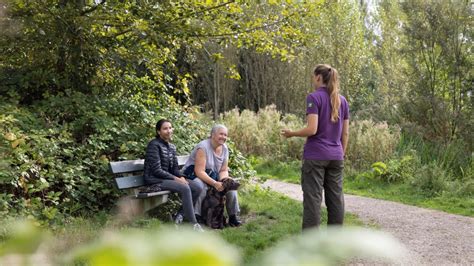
{"left": 143, "top": 137, "right": 180, "bottom": 184}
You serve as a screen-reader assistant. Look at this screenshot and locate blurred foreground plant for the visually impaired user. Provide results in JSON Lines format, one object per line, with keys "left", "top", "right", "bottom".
{"left": 67, "top": 226, "right": 240, "bottom": 266}
{"left": 256, "top": 227, "right": 407, "bottom": 266}
{"left": 0, "top": 219, "right": 49, "bottom": 265}
{"left": 1, "top": 220, "right": 406, "bottom": 266}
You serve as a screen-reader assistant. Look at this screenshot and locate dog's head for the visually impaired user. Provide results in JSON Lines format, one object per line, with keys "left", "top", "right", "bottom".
{"left": 221, "top": 177, "right": 240, "bottom": 192}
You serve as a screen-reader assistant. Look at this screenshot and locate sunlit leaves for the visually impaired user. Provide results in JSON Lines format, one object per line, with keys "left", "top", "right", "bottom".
{"left": 69, "top": 227, "right": 240, "bottom": 266}
{"left": 0, "top": 220, "right": 48, "bottom": 256}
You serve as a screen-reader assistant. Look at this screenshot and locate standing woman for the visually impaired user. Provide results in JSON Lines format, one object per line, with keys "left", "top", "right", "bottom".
{"left": 281, "top": 64, "right": 349, "bottom": 229}
{"left": 144, "top": 119, "right": 203, "bottom": 231}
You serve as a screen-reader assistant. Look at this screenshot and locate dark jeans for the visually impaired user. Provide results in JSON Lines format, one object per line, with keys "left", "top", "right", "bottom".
{"left": 301, "top": 160, "right": 344, "bottom": 229}
{"left": 158, "top": 179, "right": 202, "bottom": 224}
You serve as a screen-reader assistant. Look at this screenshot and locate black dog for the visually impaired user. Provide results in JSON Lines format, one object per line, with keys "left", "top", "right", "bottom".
{"left": 201, "top": 178, "right": 240, "bottom": 229}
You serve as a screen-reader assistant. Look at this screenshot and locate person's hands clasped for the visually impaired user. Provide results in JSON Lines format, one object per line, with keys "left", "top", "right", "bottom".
{"left": 213, "top": 181, "right": 224, "bottom": 191}
{"left": 174, "top": 176, "right": 188, "bottom": 185}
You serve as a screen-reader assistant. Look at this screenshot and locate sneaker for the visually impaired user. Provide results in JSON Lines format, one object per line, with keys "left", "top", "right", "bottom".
{"left": 193, "top": 223, "right": 204, "bottom": 232}
{"left": 228, "top": 215, "right": 242, "bottom": 227}
{"left": 174, "top": 213, "right": 184, "bottom": 224}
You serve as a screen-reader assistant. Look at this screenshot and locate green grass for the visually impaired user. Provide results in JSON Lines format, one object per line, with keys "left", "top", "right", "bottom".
{"left": 252, "top": 157, "right": 473, "bottom": 217}
{"left": 220, "top": 186, "right": 364, "bottom": 264}
{"left": 344, "top": 176, "right": 474, "bottom": 217}
{"left": 250, "top": 156, "right": 301, "bottom": 184}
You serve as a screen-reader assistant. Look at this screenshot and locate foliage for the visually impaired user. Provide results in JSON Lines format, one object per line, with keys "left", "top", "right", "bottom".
{"left": 227, "top": 140, "right": 256, "bottom": 185}
{"left": 190, "top": 0, "right": 375, "bottom": 117}
{"left": 256, "top": 227, "right": 406, "bottom": 266}
{"left": 361, "top": 0, "right": 408, "bottom": 123}
{"left": 346, "top": 120, "right": 400, "bottom": 169}
{"left": 68, "top": 227, "right": 405, "bottom": 266}
{"left": 368, "top": 154, "right": 419, "bottom": 183}
{"left": 69, "top": 227, "right": 240, "bottom": 266}
{"left": 402, "top": 0, "right": 472, "bottom": 143}
{"left": 249, "top": 156, "right": 301, "bottom": 184}
{"left": 0, "top": 92, "right": 252, "bottom": 220}
{"left": 354, "top": 148, "right": 471, "bottom": 198}
{"left": 0, "top": 219, "right": 47, "bottom": 256}
{"left": 348, "top": 147, "right": 472, "bottom": 210}
{"left": 397, "top": 133, "right": 472, "bottom": 178}
{"left": 1, "top": 0, "right": 472, "bottom": 226}
{"left": 0, "top": 0, "right": 317, "bottom": 104}
{"left": 372, "top": 0, "right": 473, "bottom": 148}
{"left": 411, "top": 162, "right": 449, "bottom": 197}
{"left": 221, "top": 105, "right": 305, "bottom": 161}
{"left": 225, "top": 108, "right": 404, "bottom": 172}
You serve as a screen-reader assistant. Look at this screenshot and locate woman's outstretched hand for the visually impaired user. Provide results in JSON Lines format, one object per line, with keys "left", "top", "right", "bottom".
{"left": 281, "top": 129, "right": 292, "bottom": 138}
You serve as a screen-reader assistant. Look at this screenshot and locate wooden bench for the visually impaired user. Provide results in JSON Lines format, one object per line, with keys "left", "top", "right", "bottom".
{"left": 109, "top": 155, "right": 189, "bottom": 215}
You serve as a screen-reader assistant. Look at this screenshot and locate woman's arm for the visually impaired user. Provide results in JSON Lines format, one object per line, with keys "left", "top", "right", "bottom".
{"left": 281, "top": 114, "right": 318, "bottom": 138}
{"left": 194, "top": 148, "right": 219, "bottom": 187}
{"left": 342, "top": 119, "right": 349, "bottom": 157}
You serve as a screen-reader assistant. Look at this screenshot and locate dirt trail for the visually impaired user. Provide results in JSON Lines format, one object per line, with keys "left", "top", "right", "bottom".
{"left": 262, "top": 179, "right": 474, "bottom": 265}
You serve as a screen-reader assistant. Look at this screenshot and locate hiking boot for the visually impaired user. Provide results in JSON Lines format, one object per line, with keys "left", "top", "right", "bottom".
{"left": 228, "top": 214, "right": 242, "bottom": 227}
{"left": 193, "top": 223, "right": 204, "bottom": 232}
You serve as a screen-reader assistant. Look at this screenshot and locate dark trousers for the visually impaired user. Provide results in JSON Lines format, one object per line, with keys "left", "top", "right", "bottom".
{"left": 158, "top": 179, "right": 202, "bottom": 224}
{"left": 301, "top": 160, "right": 344, "bottom": 229}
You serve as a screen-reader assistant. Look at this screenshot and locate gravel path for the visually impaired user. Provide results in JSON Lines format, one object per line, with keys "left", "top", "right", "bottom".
{"left": 262, "top": 179, "right": 474, "bottom": 265}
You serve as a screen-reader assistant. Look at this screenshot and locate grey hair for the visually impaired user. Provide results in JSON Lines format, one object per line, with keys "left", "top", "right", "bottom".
{"left": 210, "top": 124, "right": 228, "bottom": 137}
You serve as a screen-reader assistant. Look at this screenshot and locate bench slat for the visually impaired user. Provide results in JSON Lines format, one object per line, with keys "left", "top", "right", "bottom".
{"left": 110, "top": 159, "right": 144, "bottom": 174}
{"left": 110, "top": 155, "right": 189, "bottom": 174}
{"left": 136, "top": 190, "right": 171, "bottom": 199}
{"left": 115, "top": 175, "right": 145, "bottom": 189}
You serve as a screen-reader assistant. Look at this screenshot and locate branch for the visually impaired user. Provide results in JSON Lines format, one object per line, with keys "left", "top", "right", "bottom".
{"left": 168, "top": 1, "right": 236, "bottom": 23}
{"left": 111, "top": 28, "right": 133, "bottom": 38}
{"left": 189, "top": 15, "right": 291, "bottom": 38}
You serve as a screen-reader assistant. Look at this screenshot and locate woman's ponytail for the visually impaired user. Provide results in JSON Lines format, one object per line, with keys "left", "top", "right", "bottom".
{"left": 314, "top": 64, "right": 340, "bottom": 122}
{"left": 328, "top": 68, "right": 340, "bottom": 122}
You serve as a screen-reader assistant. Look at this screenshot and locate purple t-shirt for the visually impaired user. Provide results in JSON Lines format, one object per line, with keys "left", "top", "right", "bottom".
{"left": 303, "top": 87, "right": 350, "bottom": 160}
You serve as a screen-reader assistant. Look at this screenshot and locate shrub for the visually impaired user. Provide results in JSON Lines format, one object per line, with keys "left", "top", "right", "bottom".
{"left": 221, "top": 105, "right": 305, "bottom": 161}
{"left": 384, "top": 154, "right": 419, "bottom": 183}
{"left": 347, "top": 120, "right": 400, "bottom": 169}
{"left": 397, "top": 133, "right": 472, "bottom": 178}
{"left": 411, "top": 162, "right": 449, "bottom": 197}
{"left": 0, "top": 92, "right": 253, "bottom": 220}
{"left": 357, "top": 152, "right": 419, "bottom": 184}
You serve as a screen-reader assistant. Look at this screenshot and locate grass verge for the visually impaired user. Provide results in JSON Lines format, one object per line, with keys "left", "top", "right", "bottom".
{"left": 221, "top": 186, "right": 364, "bottom": 264}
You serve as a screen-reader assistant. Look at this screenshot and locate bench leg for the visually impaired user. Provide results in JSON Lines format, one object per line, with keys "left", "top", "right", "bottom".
{"left": 116, "top": 195, "right": 169, "bottom": 221}
{"left": 117, "top": 196, "right": 145, "bottom": 221}
{"left": 142, "top": 194, "right": 169, "bottom": 213}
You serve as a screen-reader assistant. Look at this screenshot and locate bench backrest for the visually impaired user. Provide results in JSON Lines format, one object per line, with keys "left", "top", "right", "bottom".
{"left": 110, "top": 155, "right": 189, "bottom": 190}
